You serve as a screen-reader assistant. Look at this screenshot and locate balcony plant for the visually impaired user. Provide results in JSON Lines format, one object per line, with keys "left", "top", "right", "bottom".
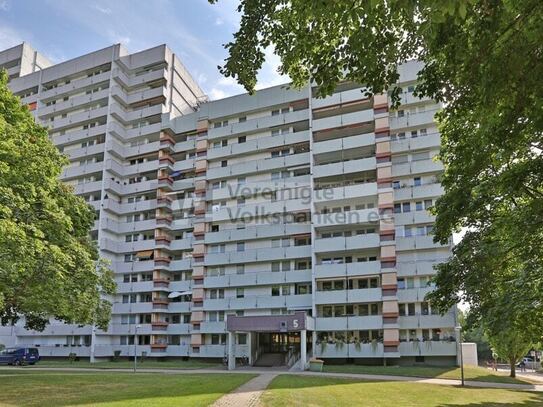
{"left": 354, "top": 339, "right": 362, "bottom": 352}
{"left": 371, "top": 339, "right": 378, "bottom": 352}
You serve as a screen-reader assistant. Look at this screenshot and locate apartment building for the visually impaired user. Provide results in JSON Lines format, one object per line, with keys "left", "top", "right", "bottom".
{"left": 1, "top": 42, "right": 456, "bottom": 368}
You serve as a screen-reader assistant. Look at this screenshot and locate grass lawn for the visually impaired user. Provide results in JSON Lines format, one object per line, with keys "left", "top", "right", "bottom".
{"left": 24, "top": 359, "right": 221, "bottom": 370}
{"left": 322, "top": 364, "right": 532, "bottom": 385}
{"left": 0, "top": 371, "right": 255, "bottom": 407}
{"left": 261, "top": 375, "right": 543, "bottom": 407}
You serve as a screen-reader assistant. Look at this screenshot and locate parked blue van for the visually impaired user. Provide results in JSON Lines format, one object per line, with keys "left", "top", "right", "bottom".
{"left": 0, "top": 347, "right": 40, "bottom": 365}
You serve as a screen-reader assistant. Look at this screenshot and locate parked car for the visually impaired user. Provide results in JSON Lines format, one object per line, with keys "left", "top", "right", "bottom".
{"left": 0, "top": 347, "right": 40, "bottom": 365}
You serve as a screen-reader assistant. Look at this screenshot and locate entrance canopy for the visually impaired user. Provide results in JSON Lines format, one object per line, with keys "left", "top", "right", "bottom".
{"left": 226, "top": 311, "right": 314, "bottom": 332}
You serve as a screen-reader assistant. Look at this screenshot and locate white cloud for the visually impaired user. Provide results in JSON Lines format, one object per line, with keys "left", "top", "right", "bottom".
{"left": 196, "top": 72, "right": 208, "bottom": 84}
{"left": 255, "top": 46, "right": 289, "bottom": 90}
{"left": 209, "top": 88, "right": 226, "bottom": 100}
{"left": 92, "top": 4, "right": 112, "bottom": 14}
{"left": 106, "top": 29, "right": 130, "bottom": 45}
{"left": 217, "top": 76, "right": 238, "bottom": 86}
{"left": 215, "top": 17, "right": 223, "bottom": 26}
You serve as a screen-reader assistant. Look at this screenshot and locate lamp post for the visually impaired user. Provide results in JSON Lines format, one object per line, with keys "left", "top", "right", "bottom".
{"left": 133, "top": 325, "right": 141, "bottom": 373}
{"left": 455, "top": 326, "right": 464, "bottom": 386}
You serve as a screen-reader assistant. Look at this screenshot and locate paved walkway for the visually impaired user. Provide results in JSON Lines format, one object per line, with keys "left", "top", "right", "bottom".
{"left": 210, "top": 373, "right": 277, "bottom": 407}
{"left": 2, "top": 366, "right": 542, "bottom": 392}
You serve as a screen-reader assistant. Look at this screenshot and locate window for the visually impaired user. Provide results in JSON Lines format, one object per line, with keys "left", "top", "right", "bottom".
{"left": 397, "top": 278, "right": 405, "bottom": 289}
{"left": 394, "top": 203, "right": 401, "bottom": 214}
{"left": 238, "top": 116, "right": 247, "bottom": 123}
{"left": 271, "top": 109, "right": 280, "bottom": 116}
{"left": 237, "top": 333, "right": 247, "bottom": 344}
{"left": 397, "top": 110, "right": 404, "bottom": 117}
{"left": 271, "top": 262, "right": 280, "bottom": 272}
{"left": 392, "top": 181, "right": 400, "bottom": 189}
{"left": 424, "top": 199, "right": 433, "bottom": 210}
{"left": 414, "top": 177, "right": 422, "bottom": 187}
{"left": 236, "top": 288, "right": 244, "bottom": 298}
{"left": 237, "top": 242, "right": 245, "bottom": 252}
{"left": 402, "top": 202, "right": 411, "bottom": 213}
{"left": 221, "top": 160, "right": 227, "bottom": 167}
{"left": 271, "top": 286, "right": 280, "bottom": 296}
{"left": 416, "top": 201, "right": 423, "bottom": 211}
{"left": 236, "top": 265, "right": 245, "bottom": 275}
{"left": 421, "top": 302, "right": 429, "bottom": 315}
{"left": 408, "top": 303, "right": 416, "bottom": 316}
{"left": 238, "top": 136, "right": 246, "bottom": 143}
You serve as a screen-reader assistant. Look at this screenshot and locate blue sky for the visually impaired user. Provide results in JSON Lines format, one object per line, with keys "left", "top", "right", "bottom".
{"left": 0, "top": 0, "right": 286, "bottom": 99}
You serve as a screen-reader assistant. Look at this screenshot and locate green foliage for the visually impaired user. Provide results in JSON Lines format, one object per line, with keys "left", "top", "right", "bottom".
{"left": 0, "top": 70, "right": 115, "bottom": 331}
{"left": 458, "top": 310, "right": 492, "bottom": 361}
{"left": 210, "top": 0, "right": 543, "bottom": 341}
{"left": 210, "top": 0, "right": 477, "bottom": 103}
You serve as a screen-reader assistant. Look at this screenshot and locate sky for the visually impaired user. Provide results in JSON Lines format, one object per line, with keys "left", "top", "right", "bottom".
{"left": 0, "top": 0, "right": 286, "bottom": 100}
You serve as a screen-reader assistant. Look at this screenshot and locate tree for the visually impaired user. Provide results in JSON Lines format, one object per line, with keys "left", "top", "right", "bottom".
{"left": 481, "top": 295, "right": 535, "bottom": 378}
{"left": 458, "top": 309, "right": 492, "bottom": 362}
{"left": 0, "top": 70, "right": 115, "bottom": 331}
{"left": 212, "top": 0, "right": 543, "bottom": 333}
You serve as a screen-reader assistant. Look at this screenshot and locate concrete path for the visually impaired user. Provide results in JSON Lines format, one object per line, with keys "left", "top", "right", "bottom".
{"left": 2, "top": 366, "right": 542, "bottom": 392}
{"left": 210, "top": 373, "right": 277, "bottom": 407}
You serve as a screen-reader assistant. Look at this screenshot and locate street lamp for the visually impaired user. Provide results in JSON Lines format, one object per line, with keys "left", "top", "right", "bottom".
{"left": 455, "top": 326, "right": 464, "bottom": 386}
{"left": 134, "top": 325, "right": 141, "bottom": 373}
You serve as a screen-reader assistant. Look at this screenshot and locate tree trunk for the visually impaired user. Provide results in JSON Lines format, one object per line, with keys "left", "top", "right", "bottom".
{"left": 509, "top": 358, "right": 516, "bottom": 378}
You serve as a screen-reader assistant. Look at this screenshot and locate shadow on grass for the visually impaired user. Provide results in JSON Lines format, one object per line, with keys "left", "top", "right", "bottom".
{"left": 261, "top": 375, "right": 543, "bottom": 407}
{"left": 322, "top": 364, "right": 531, "bottom": 385}
{"left": 0, "top": 372, "right": 255, "bottom": 407}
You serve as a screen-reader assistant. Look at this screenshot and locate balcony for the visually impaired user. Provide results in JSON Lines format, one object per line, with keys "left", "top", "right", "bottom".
{"left": 393, "top": 183, "right": 444, "bottom": 201}
{"left": 315, "top": 315, "right": 382, "bottom": 331}
{"left": 314, "top": 233, "right": 380, "bottom": 253}
{"left": 203, "top": 294, "right": 312, "bottom": 311}
{"left": 399, "top": 312, "right": 456, "bottom": 330}
{"left": 313, "top": 182, "right": 377, "bottom": 203}
{"left": 396, "top": 236, "right": 451, "bottom": 251}
{"left": 314, "top": 261, "right": 381, "bottom": 279}
{"left": 313, "top": 157, "right": 376, "bottom": 179}
{"left": 207, "top": 152, "right": 310, "bottom": 181}
{"left": 314, "top": 343, "right": 384, "bottom": 358}
{"left": 208, "top": 175, "right": 310, "bottom": 201}
{"left": 398, "top": 341, "right": 456, "bottom": 357}
{"left": 392, "top": 159, "right": 444, "bottom": 178}
{"left": 390, "top": 109, "right": 438, "bottom": 129}
{"left": 314, "top": 287, "right": 382, "bottom": 305}
{"left": 204, "top": 224, "right": 310, "bottom": 245}
{"left": 312, "top": 109, "right": 374, "bottom": 132}
{"left": 313, "top": 132, "right": 375, "bottom": 156}
{"left": 204, "top": 245, "right": 312, "bottom": 267}
{"left": 207, "top": 130, "right": 310, "bottom": 160}
{"left": 397, "top": 286, "right": 434, "bottom": 302}
{"left": 314, "top": 208, "right": 378, "bottom": 228}
{"left": 207, "top": 109, "right": 309, "bottom": 140}
{"left": 204, "top": 269, "right": 312, "bottom": 289}
{"left": 391, "top": 133, "right": 441, "bottom": 154}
